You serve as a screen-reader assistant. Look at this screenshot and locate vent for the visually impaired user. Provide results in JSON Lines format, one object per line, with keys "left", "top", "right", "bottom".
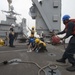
{"left": 53, "top": 15, "right": 58, "bottom": 22}
{"left": 53, "top": 1, "right": 59, "bottom": 8}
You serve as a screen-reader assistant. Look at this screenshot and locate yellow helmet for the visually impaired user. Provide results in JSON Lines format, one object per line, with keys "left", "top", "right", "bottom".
{"left": 35, "top": 38, "right": 40, "bottom": 43}
{"left": 32, "top": 26, "right": 34, "bottom": 29}
{"left": 0, "top": 38, "right": 4, "bottom": 46}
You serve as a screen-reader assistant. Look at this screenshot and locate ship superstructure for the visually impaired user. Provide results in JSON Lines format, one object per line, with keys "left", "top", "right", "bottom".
{"left": 29, "top": 0, "right": 61, "bottom": 36}
{"left": 0, "top": 0, "right": 28, "bottom": 39}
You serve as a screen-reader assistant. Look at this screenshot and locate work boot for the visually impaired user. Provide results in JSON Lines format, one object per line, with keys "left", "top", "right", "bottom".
{"left": 56, "top": 58, "right": 66, "bottom": 63}
{"left": 11, "top": 45, "right": 15, "bottom": 47}
{"left": 66, "top": 65, "right": 75, "bottom": 72}
{"left": 27, "top": 49, "right": 32, "bottom": 52}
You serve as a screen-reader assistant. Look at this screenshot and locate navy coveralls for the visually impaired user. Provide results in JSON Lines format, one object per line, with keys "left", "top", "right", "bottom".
{"left": 9, "top": 28, "right": 15, "bottom": 47}
{"left": 9, "top": 32, "right": 15, "bottom": 47}
{"left": 58, "top": 22, "right": 75, "bottom": 65}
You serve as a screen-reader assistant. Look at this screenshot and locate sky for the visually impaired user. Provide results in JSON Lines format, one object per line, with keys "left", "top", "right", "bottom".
{"left": 0, "top": 0, "right": 35, "bottom": 27}
{"left": 0, "top": 0, "right": 75, "bottom": 29}
{"left": 61, "top": 0, "right": 75, "bottom": 30}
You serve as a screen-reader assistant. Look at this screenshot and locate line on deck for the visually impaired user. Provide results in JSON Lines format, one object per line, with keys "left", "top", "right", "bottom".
{"left": 0, "top": 49, "right": 28, "bottom": 53}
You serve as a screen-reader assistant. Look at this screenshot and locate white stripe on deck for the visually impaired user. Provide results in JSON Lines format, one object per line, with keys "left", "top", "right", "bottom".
{"left": 0, "top": 49, "right": 28, "bottom": 53}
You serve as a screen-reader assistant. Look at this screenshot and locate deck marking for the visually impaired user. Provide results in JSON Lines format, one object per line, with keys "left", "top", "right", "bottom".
{"left": 0, "top": 49, "right": 28, "bottom": 53}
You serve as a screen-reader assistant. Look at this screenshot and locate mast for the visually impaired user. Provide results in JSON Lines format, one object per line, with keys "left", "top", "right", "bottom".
{"left": 7, "top": 0, "right": 12, "bottom": 11}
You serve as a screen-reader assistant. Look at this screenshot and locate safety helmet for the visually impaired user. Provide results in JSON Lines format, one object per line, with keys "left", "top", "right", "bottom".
{"left": 0, "top": 38, "right": 4, "bottom": 46}
{"left": 35, "top": 38, "right": 40, "bottom": 43}
{"left": 62, "top": 15, "right": 70, "bottom": 21}
{"left": 32, "top": 26, "right": 34, "bottom": 29}
{"left": 11, "top": 24, "right": 15, "bottom": 27}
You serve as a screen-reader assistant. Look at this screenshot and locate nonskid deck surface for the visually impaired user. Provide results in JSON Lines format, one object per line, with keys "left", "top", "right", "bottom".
{"left": 0, "top": 42, "right": 75, "bottom": 75}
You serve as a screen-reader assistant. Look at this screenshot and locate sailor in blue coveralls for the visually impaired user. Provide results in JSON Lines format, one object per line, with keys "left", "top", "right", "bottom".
{"left": 9, "top": 24, "right": 15, "bottom": 47}
{"left": 56, "top": 15, "right": 75, "bottom": 72}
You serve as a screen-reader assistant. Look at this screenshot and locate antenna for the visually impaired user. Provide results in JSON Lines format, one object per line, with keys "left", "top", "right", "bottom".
{"left": 7, "top": 0, "right": 12, "bottom": 11}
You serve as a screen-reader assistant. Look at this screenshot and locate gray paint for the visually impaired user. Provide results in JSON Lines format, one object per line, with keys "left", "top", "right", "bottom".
{"left": 0, "top": 4, "right": 28, "bottom": 39}
{"left": 30, "top": 0, "right": 61, "bottom": 35}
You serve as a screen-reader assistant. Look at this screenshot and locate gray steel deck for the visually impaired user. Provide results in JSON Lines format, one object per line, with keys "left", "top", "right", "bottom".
{"left": 0, "top": 42, "right": 75, "bottom": 75}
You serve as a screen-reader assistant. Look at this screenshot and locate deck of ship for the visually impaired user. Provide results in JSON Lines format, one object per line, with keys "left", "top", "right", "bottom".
{"left": 0, "top": 41, "right": 75, "bottom": 75}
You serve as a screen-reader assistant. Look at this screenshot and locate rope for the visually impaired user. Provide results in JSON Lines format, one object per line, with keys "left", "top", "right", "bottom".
{"left": 0, "top": 60, "right": 66, "bottom": 75}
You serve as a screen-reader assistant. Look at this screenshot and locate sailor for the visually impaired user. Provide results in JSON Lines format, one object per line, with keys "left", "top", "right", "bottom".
{"left": 40, "top": 31, "right": 44, "bottom": 42}
{"left": 27, "top": 26, "right": 35, "bottom": 45}
{"left": 33, "top": 38, "right": 47, "bottom": 52}
{"left": 30, "top": 26, "right": 35, "bottom": 38}
{"left": 9, "top": 24, "right": 15, "bottom": 47}
{"left": 0, "top": 38, "right": 5, "bottom": 46}
{"left": 10, "top": 24, "right": 15, "bottom": 31}
{"left": 56, "top": 15, "right": 75, "bottom": 72}
{"left": 27, "top": 38, "right": 35, "bottom": 52}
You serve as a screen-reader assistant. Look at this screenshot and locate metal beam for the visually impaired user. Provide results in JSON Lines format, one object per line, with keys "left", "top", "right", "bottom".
{"left": 32, "top": 0, "right": 52, "bottom": 31}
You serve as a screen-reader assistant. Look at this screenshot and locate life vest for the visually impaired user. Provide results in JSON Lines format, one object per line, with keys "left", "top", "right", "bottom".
{"left": 31, "top": 30, "right": 34, "bottom": 34}
{"left": 30, "top": 30, "right": 35, "bottom": 37}
{"left": 30, "top": 34, "right": 34, "bottom": 37}
{"left": 38, "top": 40, "right": 46, "bottom": 47}
{"left": 65, "top": 19, "right": 75, "bottom": 35}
